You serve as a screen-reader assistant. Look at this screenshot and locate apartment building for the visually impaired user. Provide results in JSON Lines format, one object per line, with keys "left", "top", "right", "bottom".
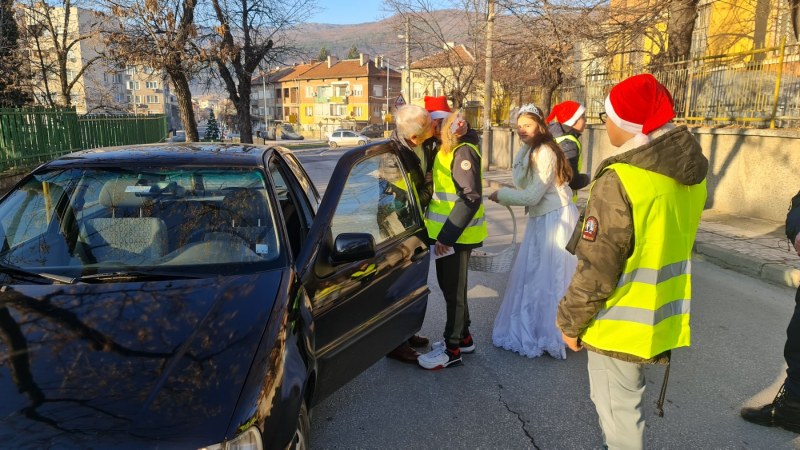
{"left": 18, "top": 4, "right": 178, "bottom": 127}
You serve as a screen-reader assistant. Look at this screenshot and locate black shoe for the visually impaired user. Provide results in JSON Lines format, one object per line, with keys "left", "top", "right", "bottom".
{"left": 741, "top": 385, "right": 800, "bottom": 433}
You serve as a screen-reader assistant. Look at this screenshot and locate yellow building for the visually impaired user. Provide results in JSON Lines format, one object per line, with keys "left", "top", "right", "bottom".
{"left": 608, "top": 0, "right": 796, "bottom": 71}
{"left": 408, "top": 43, "right": 479, "bottom": 110}
{"left": 285, "top": 54, "right": 401, "bottom": 134}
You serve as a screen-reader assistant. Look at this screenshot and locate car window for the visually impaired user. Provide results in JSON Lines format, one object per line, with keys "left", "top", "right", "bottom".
{"left": 330, "top": 153, "right": 416, "bottom": 246}
{"left": 0, "top": 167, "right": 283, "bottom": 276}
{"left": 268, "top": 157, "right": 310, "bottom": 258}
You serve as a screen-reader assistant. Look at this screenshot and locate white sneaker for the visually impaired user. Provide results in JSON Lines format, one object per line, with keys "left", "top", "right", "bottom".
{"left": 431, "top": 335, "right": 476, "bottom": 354}
{"left": 418, "top": 345, "right": 462, "bottom": 370}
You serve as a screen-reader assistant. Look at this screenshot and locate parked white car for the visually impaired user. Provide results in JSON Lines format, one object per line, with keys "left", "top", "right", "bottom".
{"left": 327, "top": 130, "right": 370, "bottom": 148}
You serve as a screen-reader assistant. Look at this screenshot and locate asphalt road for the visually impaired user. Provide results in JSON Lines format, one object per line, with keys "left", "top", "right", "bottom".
{"left": 294, "top": 145, "right": 800, "bottom": 449}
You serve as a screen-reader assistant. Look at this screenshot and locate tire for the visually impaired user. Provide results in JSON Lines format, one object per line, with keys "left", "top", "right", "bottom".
{"left": 357, "top": 140, "right": 366, "bottom": 146}
{"left": 288, "top": 403, "right": 311, "bottom": 450}
{"left": 329, "top": 141, "right": 338, "bottom": 149}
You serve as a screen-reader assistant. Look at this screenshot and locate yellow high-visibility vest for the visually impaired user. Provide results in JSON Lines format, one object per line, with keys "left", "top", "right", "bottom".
{"left": 580, "top": 163, "right": 707, "bottom": 359}
{"left": 425, "top": 142, "right": 487, "bottom": 244}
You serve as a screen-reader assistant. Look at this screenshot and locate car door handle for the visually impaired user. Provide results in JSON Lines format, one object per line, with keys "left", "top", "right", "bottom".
{"left": 410, "top": 245, "right": 429, "bottom": 262}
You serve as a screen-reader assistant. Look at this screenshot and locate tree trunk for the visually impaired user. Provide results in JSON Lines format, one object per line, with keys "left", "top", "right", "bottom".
{"left": 170, "top": 70, "right": 198, "bottom": 142}
{"left": 665, "top": 0, "right": 698, "bottom": 61}
{"left": 237, "top": 77, "right": 253, "bottom": 144}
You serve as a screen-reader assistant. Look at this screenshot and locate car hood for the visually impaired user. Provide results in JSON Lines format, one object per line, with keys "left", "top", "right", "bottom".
{"left": 0, "top": 270, "right": 282, "bottom": 449}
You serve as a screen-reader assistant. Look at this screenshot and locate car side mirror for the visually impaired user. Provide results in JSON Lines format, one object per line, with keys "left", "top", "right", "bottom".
{"left": 331, "top": 233, "right": 375, "bottom": 265}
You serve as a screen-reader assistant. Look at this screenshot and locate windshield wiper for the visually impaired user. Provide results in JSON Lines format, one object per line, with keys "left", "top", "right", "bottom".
{"left": 76, "top": 270, "right": 209, "bottom": 283}
{"left": 0, "top": 262, "right": 75, "bottom": 284}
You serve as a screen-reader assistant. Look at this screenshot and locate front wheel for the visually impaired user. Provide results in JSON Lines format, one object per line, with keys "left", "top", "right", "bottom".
{"left": 288, "top": 403, "right": 311, "bottom": 450}
{"left": 328, "top": 141, "right": 338, "bottom": 149}
{"left": 357, "top": 140, "right": 366, "bottom": 146}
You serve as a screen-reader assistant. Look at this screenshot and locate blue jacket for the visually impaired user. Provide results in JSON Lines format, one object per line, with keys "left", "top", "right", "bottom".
{"left": 787, "top": 190, "right": 800, "bottom": 243}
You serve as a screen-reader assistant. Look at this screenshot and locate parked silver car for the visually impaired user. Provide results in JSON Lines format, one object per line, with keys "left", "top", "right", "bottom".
{"left": 328, "top": 130, "right": 371, "bottom": 148}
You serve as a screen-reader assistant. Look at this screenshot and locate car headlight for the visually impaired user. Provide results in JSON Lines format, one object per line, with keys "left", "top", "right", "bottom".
{"left": 199, "top": 427, "right": 263, "bottom": 450}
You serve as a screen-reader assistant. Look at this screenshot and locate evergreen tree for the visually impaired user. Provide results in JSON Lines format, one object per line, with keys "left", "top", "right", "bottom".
{"left": 317, "top": 46, "right": 330, "bottom": 61}
{"left": 346, "top": 45, "right": 359, "bottom": 59}
{"left": 204, "top": 110, "right": 221, "bottom": 141}
{"left": 0, "top": 0, "right": 31, "bottom": 106}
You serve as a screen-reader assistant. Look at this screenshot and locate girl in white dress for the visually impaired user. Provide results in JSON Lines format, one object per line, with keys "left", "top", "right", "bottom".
{"left": 488, "top": 104, "right": 579, "bottom": 359}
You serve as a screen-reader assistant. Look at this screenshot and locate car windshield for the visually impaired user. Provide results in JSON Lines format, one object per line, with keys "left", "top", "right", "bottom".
{"left": 0, "top": 167, "right": 283, "bottom": 278}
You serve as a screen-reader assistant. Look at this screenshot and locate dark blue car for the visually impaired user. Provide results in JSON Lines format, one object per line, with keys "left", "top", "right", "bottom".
{"left": 0, "top": 142, "right": 430, "bottom": 449}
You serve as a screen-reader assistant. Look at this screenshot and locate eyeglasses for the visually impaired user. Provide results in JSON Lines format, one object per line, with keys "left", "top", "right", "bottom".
{"left": 598, "top": 112, "right": 607, "bottom": 124}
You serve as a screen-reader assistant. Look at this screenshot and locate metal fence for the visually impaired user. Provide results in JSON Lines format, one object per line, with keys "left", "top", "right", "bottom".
{"left": 552, "top": 39, "right": 800, "bottom": 128}
{"left": 0, "top": 107, "right": 168, "bottom": 172}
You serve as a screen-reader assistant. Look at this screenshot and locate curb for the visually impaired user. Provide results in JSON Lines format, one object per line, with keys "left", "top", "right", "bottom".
{"left": 693, "top": 242, "right": 800, "bottom": 289}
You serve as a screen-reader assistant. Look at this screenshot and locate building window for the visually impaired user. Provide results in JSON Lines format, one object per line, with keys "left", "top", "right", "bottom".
{"left": 413, "top": 83, "right": 423, "bottom": 100}
{"left": 374, "top": 84, "right": 383, "bottom": 97}
{"left": 433, "top": 83, "right": 443, "bottom": 97}
{"left": 125, "top": 67, "right": 137, "bottom": 75}
{"left": 114, "top": 73, "right": 122, "bottom": 84}
{"left": 66, "top": 70, "right": 76, "bottom": 81}
{"left": 306, "top": 86, "right": 315, "bottom": 98}
{"left": 127, "top": 81, "right": 140, "bottom": 90}
{"left": 331, "top": 104, "right": 347, "bottom": 116}
{"left": 146, "top": 81, "right": 158, "bottom": 89}
{"left": 146, "top": 95, "right": 159, "bottom": 104}
{"left": 352, "top": 106, "right": 362, "bottom": 117}
{"left": 305, "top": 106, "right": 313, "bottom": 116}
{"left": 353, "top": 84, "right": 363, "bottom": 96}
{"left": 135, "top": 95, "right": 141, "bottom": 104}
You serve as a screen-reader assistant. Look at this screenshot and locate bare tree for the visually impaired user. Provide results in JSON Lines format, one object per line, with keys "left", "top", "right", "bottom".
{"left": 0, "top": 0, "right": 32, "bottom": 106}
{"left": 384, "top": 0, "right": 485, "bottom": 109}
{"left": 202, "top": 0, "right": 315, "bottom": 144}
{"left": 104, "top": 0, "right": 203, "bottom": 141}
{"left": 16, "top": 0, "right": 105, "bottom": 109}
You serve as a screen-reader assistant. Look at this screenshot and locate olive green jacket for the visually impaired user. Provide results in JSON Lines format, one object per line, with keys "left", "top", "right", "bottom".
{"left": 556, "top": 125, "right": 709, "bottom": 364}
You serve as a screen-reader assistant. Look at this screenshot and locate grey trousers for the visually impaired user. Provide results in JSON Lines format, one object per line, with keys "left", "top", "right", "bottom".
{"left": 587, "top": 351, "right": 646, "bottom": 450}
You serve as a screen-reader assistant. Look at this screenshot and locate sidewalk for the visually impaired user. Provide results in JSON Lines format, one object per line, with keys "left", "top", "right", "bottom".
{"left": 484, "top": 167, "right": 800, "bottom": 289}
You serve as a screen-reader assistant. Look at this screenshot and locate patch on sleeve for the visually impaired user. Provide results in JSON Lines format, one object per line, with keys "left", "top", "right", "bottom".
{"left": 581, "top": 216, "right": 598, "bottom": 242}
{"left": 460, "top": 160, "right": 472, "bottom": 171}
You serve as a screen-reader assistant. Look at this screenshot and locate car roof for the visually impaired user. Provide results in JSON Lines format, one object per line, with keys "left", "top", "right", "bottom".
{"left": 44, "top": 143, "right": 281, "bottom": 169}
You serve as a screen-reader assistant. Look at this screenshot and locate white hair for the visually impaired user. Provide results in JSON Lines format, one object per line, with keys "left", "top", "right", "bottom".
{"left": 395, "top": 105, "right": 431, "bottom": 140}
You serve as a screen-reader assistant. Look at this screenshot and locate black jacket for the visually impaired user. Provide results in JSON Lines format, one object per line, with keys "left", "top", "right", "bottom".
{"left": 390, "top": 131, "right": 436, "bottom": 210}
{"left": 787, "top": 190, "right": 800, "bottom": 244}
{"left": 549, "top": 122, "right": 590, "bottom": 190}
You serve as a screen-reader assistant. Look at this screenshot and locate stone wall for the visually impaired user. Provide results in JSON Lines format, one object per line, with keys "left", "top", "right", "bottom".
{"left": 488, "top": 125, "right": 800, "bottom": 222}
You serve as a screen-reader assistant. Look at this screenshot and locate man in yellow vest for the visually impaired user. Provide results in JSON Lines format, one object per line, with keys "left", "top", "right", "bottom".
{"left": 556, "top": 74, "right": 708, "bottom": 449}
{"left": 546, "top": 101, "right": 591, "bottom": 194}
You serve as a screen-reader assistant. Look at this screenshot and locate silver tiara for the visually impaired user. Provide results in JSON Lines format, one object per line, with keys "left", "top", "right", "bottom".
{"left": 517, "top": 103, "right": 542, "bottom": 119}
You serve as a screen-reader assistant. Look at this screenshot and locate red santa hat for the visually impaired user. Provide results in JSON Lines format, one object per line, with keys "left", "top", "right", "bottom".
{"left": 604, "top": 74, "right": 675, "bottom": 137}
{"left": 424, "top": 95, "right": 451, "bottom": 120}
{"left": 546, "top": 101, "right": 585, "bottom": 127}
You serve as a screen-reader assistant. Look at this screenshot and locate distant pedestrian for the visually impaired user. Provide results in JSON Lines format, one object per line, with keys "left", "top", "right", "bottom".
{"left": 418, "top": 111, "right": 485, "bottom": 370}
{"left": 488, "top": 103, "right": 578, "bottom": 359}
{"left": 741, "top": 189, "right": 800, "bottom": 432}
{"left": 546, "top": 101, "right": 591, "bottom": 194}
{"left": 557, "top": 74, "right": 708, "bottom": 449}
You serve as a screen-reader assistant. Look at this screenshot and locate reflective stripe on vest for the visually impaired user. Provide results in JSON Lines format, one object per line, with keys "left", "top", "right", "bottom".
{"left": 425, "top": 142, "right": 487, "bottom": 244}
{"left": 580, "top": 163, "right": 707, "bottom": 359}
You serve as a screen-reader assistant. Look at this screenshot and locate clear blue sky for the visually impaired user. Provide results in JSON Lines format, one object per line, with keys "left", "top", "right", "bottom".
{"left": 308, "top": 0, "right": 389, "bottom": 24}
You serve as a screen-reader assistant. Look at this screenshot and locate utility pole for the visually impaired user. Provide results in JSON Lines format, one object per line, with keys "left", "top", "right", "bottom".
{"left": 385, "top": 57, "right": 390, "bottom": 131}
{"left": 405, "top": 17, "right": 411, "bottom": 100}
{"left": 261, "top": 65, "right": 268, "bottom": 140}
{"left": 481, "top": 0, "right": 495, "bottom": 172}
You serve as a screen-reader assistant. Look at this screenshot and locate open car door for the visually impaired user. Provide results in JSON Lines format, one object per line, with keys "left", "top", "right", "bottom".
{"left": 297, "top": 142, "right": 431, "bottom": 403}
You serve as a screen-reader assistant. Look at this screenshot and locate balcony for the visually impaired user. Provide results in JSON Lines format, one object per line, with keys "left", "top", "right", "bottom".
{"left": 330, "top": 96, "right": 348, "bottom": 104}
{"left": 313, "top": 96, "right": 330, "bottom": 103}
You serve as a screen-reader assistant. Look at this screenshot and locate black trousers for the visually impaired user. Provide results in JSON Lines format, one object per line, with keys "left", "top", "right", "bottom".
{"left": 435, "top": 247, "right": 472, "bottom": 347}
{"left": 785, "top": 286, "right": 800, "bottom": 398}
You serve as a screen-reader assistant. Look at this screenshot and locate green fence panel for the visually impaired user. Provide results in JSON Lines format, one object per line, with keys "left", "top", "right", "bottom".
{"left": 0, "top": 108, "right": 167, "bottom": 171}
